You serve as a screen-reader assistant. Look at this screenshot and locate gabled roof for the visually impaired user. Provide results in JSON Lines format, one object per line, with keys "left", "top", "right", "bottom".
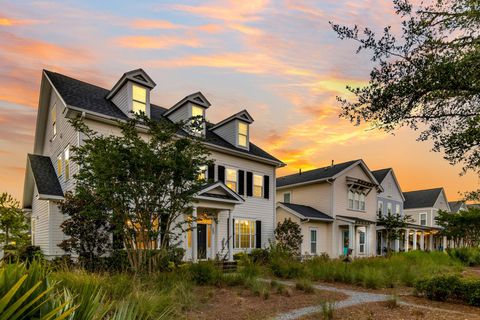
{"left": 277, "top": 202, "right": 334, "bottom": 221}
{"left": 106, "top": 69, "right": 156, "bottom": 100}
{"left": 277, "top": 159, "right": 380, "bottom": 189}
{"left": 448, "top": 201, "right": 466, "bottom": 213}
{"left": 196, "top": 181, "right": 244, "bottom": 204}
{"left": 23, "top": 154, "right": 64, "bottom": 208}
{"left": 210, "top": 110, "right": 254, "bottom": 131}
{"left": 403, "top": 188, "right": 445, "bottom": 209}
{"left": 163, "top": 92, "right": 211, "bottom": 116}
{"left": 371, "top": 168, "right": 391, "bottom": 184}
{"left": 43, "top": 70, "right": 283, "bottom": 166}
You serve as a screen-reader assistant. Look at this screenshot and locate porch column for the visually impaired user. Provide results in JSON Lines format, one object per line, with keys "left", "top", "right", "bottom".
{"left": 210, "top": 221, "right": 216, "bottom": 260}
{"left": 394, "top": 239, "right": 400, "bottom": 252}
{"left": 420, "top": 231, "right": 425, "bottom": 251}
{"left": 404, "top": 228, "right": 410, "bottom": 252}
{"left": 192, "top": 207, "right": 198, "bottom": 263}
{"left": 348, "top": 223, "right": 355, "bottom": 256}
{"left": 429, "top": 234, "right": 434, "bottom": 251}
{"left": 228, "top": 210, "right": 233, "bottom": 262}
{"left": 412, "top": 230, "right": 417, "bottom": 250}
{"left": 442, "top": 236, "right": 447, "bottom": 252}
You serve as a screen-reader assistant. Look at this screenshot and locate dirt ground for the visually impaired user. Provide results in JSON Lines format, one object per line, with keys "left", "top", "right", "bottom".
{"left": 463, "top": 267, "right": 480, "bottom": 278}
{"left": 185, "top": 286, "right": 347, "bottom": 320}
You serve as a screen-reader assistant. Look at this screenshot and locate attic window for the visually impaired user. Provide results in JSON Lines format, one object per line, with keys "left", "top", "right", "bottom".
{"left": 238, "top": 122, "right": 248, "bottom": 147}
{"left": 132, "top": 84, "right": 146, "bottom": 114}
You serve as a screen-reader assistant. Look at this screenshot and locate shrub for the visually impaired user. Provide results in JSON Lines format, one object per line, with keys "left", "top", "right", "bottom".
{"left": 448, "top": 248, "right": 480, "bottom": 266}
{"left": 275, "top": 218, "right": 303, "bottom": 256}
{"left": 295, "top": 278, "right": 314, "bottom": 293}
{"left": 249, "top": 248, "right": 270, "bottom": 264}
{"left": 269, "top": 247, "right": 304, "bottom": 279}
{"left": 188, "top": 261, "right": 221, "bottom": 285}
{"left": 18, "top": 245, "right": 44, "bottom": 263}
{"left": 245, "top": 278, "right": 270, "bottom": 299}
{"left": 320, "top": 301, "right": 335, "bottom": 320}
{"left": 415, "top": 274, "right": 480, "bottom": 306}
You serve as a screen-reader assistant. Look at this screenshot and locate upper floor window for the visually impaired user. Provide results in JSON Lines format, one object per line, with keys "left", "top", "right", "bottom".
{"left": 132, "top": 84, "right": 146, "bottom": 114}
{"left": 387, "top": 203, "right": 392, "bottom": 215}
{"left": 377, "top": 201, "right": 383, "bottom": 217}
{"left": 283, "top": 192, "right": 291, "bottom": 203}
{"left": 348, "top": 190, "right": 366, "bottom": 211}
{"left": 235, "top": 219, "right": 255, "bottom": 249}
{"left": 420, "top": 213, "right": 427, "bottom": 226}
{"left": 226, "top": 168, "right": 237, "bottom": 191}
{"left": 64, "top": 145, "right": 70, "bottom": 180}
{"left": 192, "top": 105, "right": 204, "bottom": 118}
{"left": 253, "top": 174, "right": 263, "bottom": 197}
{"left": 198, "top": 165, "right": 207, "bottom": 181}
{"left": 51, "top": 103, "right": 57, "bottom": 138}
{"left": 238, "top": 122, "right": 248, "bottom": 147}
{"left": 395, "top": 204, "right": 400, "bottom": 215}
{"left": 57, "top": 154, "right": 62, "bottom": 176}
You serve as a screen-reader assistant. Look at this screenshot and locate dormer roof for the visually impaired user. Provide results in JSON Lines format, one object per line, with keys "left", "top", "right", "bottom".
{"left": 211, "top": 110, "right": 254, "bottom": 131}
{"left": 163, "top": 92, "right": 211, "bottom": 117}
{"left": 403, "top": 188, "right": 447, "bottom": 209}
{"left": 106, "top": 68, "right": 156, "bottom": 100}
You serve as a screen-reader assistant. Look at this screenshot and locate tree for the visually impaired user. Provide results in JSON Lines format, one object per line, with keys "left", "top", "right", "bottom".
{"left": 58, "top": 191, "right": 111, "bottom": 269}
{"left": 275, "top": 218, "right": 303, "bottom": 256}
{"left": 331, "top": 0, "right": 480, "bottom": 182}
{"left": 436, "top": 207, "right": 480, "bottom": 247}
{"left": 377, "top": 212, "right": 412, "bottom": 254}
{"left": 69, "top": 113, "right": 211, "bottom": 272}
{"left": 0, "top": 192, "right": 28, "bottom": 248}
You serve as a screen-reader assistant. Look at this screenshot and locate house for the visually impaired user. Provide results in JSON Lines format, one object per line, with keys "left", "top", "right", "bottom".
{"left": 276, "top": 160, "right": 382, "bottom": 258}
{"left": 448, "top": 201, "right": 467, "bottom": 213}
{"left": 22, "top": 69, "right": 284, "bottom": 261}
{"left": 403, "top": 188, "right": 450, "bottom": 251}
{"left": 371, "top": 168, "right": 405, "bottom": 254}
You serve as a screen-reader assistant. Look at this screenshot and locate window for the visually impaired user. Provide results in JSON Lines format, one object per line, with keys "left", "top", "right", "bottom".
{"left": 387, "top": 203, "right": 392, "bottom": 215}
{"left": 238, "top": 122, "right": 248, "bottom": 147}
{"left": 235, "top": 220, "right": 255, "bottom": 249}
{"left": 253, "top": 174, "right": 263, "bottom": 197}
{"left": 191, "top": 105, "right": 204, "bottom": 135}
{"left": 359, "top": 231, "right": 366, "bottom": 253}
{"left": 377, "top": 201, "right": 383, "bottom": 217}
{"left": 225, "top": 168, "right": 237, "bottom": 191}
{"left": 51, "top": 104, "right": 57, "bottom": 138}
{"left": 310, "top": 229, "right": 317, "bottom": 254}
{"left": 395, "top": 204, "right": 400, "bottom": 215}
{"left": 420, "top": 213, "right": 427, "bottom": 226}
{"left": 192, "top": 105, "right": 203, "bottom": 118}
{"left": 57, "top": 154, "right": 62, "bottom": 176}
{"left": 64, "top": 145, "right": 70, "bottom": 180}
{"left": 132, "top": 84, "right": 147, "bottom": 114}
{"left": 198, "top": 165, "right": 207, "bottom": 180}
{"left": 348, "top": 190, "right": 366, "bottom": 211}
{"left": 283, "top": 192, "right": 291, "bottom": 203}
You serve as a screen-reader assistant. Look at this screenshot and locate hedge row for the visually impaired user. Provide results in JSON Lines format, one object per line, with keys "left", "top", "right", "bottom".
{"left": 415, "top": 275, "right": 480, "bottom": 306}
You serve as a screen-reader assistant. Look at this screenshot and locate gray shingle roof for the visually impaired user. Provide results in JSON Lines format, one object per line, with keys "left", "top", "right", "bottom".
{"left": 279, "top": 202, "right": 333, "bottom": 221}
{"left": 276, "top": 160, "right": 359, "bottom": 188}
{"left": 44, "top": 70, "right": 282, "bottom": 164}
{"left": 403, "top": 188, "right": 443, "bottom": 209}
{"left": 28, "top": 154, "right": 63, "bottom": 197}
{"left": 448, "top": 201, "right": 464, "bottom": 213}
{"left": 371, "top": 168, "right": 391, "bottom": 184}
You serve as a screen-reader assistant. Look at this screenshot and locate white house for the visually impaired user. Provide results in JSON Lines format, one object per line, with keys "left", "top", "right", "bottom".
{"left": 23, "top": 69, "right": 284, "bottom": 261}
{"left": 276, "top": 160, "right": 382, "bottom": 258}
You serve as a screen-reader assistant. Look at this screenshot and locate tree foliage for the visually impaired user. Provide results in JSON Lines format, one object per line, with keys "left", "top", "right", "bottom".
{"left": 331, "top": 0, "right": 480, "bottom": 179}
{"left": 0, "top": 192, "right": 28, "bottom": 248}
{"left": 274, "top": 218, "right": 303, "bottom": 256}
{"left": 67, "top": 113, "right": 210, "bottom": 272}
{"left": 436, "top": 207, "right": 480, "bottom": 246}
{"left": 377, "top": 212, "right": 413, "bottom": 254}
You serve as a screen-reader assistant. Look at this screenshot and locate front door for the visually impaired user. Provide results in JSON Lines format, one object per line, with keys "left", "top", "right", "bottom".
{"left": 342, "top": 229, "right": 350, "bottom": 256}
{"left": 197, "top": 224, "right": 207, "bottom": 259}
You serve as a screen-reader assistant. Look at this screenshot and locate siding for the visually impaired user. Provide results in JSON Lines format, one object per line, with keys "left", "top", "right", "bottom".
{"left": 31, "top": 186, "right": 50, "bottom": 255}
{"left": 167, "top": 104, "right": 189, "bottom": 123}
{"left": 111, "top": 83, "right": 129, "bottom": 116}
{"left": 213, "top": 120, "right": 237, "bottom": 148}
{"left": 378, "top": 172, "right": 403, "bottom": 202}
{"left": 276, "top": 182, "right": 332, "bottom": 215}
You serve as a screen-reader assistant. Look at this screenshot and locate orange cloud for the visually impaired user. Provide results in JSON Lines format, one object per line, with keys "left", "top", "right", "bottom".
{"left": 130, "top": 19, "right": 181, "bottom": 29}
{"left": 115, "top": 35, "right": 202, "bottom": 49}
{"left": 0, "top": 16, "right": 47, "bottom": 26}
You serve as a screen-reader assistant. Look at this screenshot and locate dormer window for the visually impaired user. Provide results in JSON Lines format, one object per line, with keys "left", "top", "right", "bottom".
{"left": 238, "top": 122, "right": 248, "bottom": 147}
{"left": 192, "top": 105, "right": 204, "bottom": 118}
{"left": 132, "top": 84, "right": 147, "bottom": 114}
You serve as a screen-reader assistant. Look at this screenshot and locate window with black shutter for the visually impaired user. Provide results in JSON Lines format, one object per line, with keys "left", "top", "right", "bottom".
{"left": 255, "top": 220, "right": 262, "bottom": 248}
{"left": 263, "top": 175, "right": 270, "bottom": 199}
{"left": 238, "top": 170, "right": 245, "bottom": 195}
{"left": 218, "top": 165, "right": 225, "bottom": 183}
{"left": 207, "top": 163, "right": 215, "bottom": 181}
{"left": 246, "top": 172, "right": 253, "bottom": 196}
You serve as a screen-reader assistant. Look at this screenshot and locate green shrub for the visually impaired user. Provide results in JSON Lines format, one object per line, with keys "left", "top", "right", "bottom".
{"left": 415, "top": 274, "right": 480, "bottom": 306}
{"left": 249, "top": 248, "right": 270, "bottom": 264}
{"left": 269, "top": 248, "right": 304, "bottom": 278}
{"left": 448, "top": 248, "right": 480, "bottom": 266}
{"left": 295, "top": 278, "right": 314, "bottom": 293}
{"left": 320, "top": 301, "right": 335, "bottom": 320}
{"left": 18, "top": 245, "right": 44, "bottom": 263}
{"left": 188, "top": 261, "right": 221, "bottom": 285}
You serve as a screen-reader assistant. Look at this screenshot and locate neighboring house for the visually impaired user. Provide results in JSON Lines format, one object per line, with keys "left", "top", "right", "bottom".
{"left": 403, "top": 188, "right": 450, "bottom": 251}
{"left": 448, "top": 201, "right": 468, "bottom": 213}
{"left": 371, "top": 168, "right": 405, "bottom": 254}
{"left": 23, "top": 69, "right": 284, "bottom": 261}
{"left": 276, "top": 160, "right": 382, "bottom": 258}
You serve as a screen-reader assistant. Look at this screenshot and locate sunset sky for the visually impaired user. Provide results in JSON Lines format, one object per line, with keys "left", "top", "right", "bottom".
{"left": 0, "top": 0, "right": 478, "bottom": 202}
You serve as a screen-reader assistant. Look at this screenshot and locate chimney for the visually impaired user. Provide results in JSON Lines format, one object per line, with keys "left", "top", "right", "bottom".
{"left": 331, "top": 160, "right": 334, "bottom": 167}
{"left": 299, "top": 168, "right": 302, "bottom": 175}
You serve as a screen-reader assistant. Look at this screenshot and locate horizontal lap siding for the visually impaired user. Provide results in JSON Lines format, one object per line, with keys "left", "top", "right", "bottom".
{"left": 111, "top": 84, "right": 129, "bottom": 115}
{"left": 213, "top": 121, "right": 237, "bottom": 147}
{"left": 276, "top": 183, "right": 332, "bottom": 215}
{"left": 212, "top": 151, "right": 276, "bottom": 252}
{"left": 32, "top": 186, "right": 50, "bottom": 255}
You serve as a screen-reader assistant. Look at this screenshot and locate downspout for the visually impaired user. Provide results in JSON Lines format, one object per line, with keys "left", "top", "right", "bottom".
{"left": 326, "top": 178, "right": 336, "bottom": 257}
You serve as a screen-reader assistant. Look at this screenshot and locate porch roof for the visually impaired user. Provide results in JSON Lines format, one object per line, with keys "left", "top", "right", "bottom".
{"left": 278, "top": 202, "right": 334, "bottom": 222}
{"left": 336, "top": 215, "right": 376, "bottom": 225}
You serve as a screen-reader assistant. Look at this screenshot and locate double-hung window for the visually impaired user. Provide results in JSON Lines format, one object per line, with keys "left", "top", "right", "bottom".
{"left": 283, "top": 192, "right": 291, "bottom": 203}
{"left": 57, "top": 154, "right": 62, "bottom": 176}
{"left": 235, "top": 220, "right": 255, "bottom": 249}
{"left": 348, "top": 191, "right": 354, "bottom": 209}
{"left": 348, "top": 190, "right": 366, "bottom": 211}
{"left": 132, "top": 84, "right": 147, "bottom": 114}
{"left": 238, "top": 122, "right": 248, "bottom": 147}
{"left": 198, "top": 165, "right": 207, "bottom": 181}
{"left": 420, "top": 213, "right": 427, "bottom": 226}
{"left": 51, "top": 104, "right": 57, "bottom": 139}
{"left": 359, "top": 231, "right": 366, "bottom": 254}
{"left": 310, "top": 229, "right": 317, "bottom": 254}
{"left": 395, "top": 204, "right": 400, "bottom": 215}
{"left": 226, "top": 168, "right": 237, "bottom": 191}
{"left": 64, "top": 145, "right": 70, "bottom": 180}
{"left": 253, "top": 174, "right": 263, "bottom": 197}
{"left": 387, "top": 203, "right": 392, "bottom": 215}
{"left": 377, "top": 201, "right": 383, "bottom": 217}
{"left": 191, "top": 105, "right": 204, "bottom": 135}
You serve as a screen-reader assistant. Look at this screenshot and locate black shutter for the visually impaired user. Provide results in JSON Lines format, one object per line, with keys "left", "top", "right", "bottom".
{"left": 256, "top": 220, "right": 262, "bottom": 248}
{"left": 232, "top": 218, "right": 235, "bottom": 249}
{"left": 207, "top": 163, "right": 215, "bottom": 181}
{"left": 246, "top": 172, "right": 253, "bottom": 196}
{"left": 238, "top": 170, "right": 245, "bottom": 195}
{"left": 263, "top": 175, "right": 270, "bottom": 199}
{"left": 218, "top": 165, "right": 225, "bottom": 183}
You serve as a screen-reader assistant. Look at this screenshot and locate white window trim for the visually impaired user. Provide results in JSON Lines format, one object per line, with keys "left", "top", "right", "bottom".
{"left": 56, "top": 153, "right": 62, "bottom": 177}
{"left": 235, "top": 219, "right": 256, "bottom": 249}
{"left": 225, "top": 168, "right": 238, "bottom": 192}
{"left": 377, "top": 200, "right": 383, "bottom": 217}
{"left": 237, "top": 121, "right": 249, "bottom": 149}
{"left": 310, "top": 228, "right": 318, "bottom": 255}
{"left": 253, "top": 174, "right": 263, "bottom": 198}
{"left": 64, "top": 145, "right": 70, "bottom": 181}
{"left": 387, "top": 203, "right": 392, "bottom": 215}
{"left": 348, "top": 190, "right": 366, "bottom": 212}
{"left": 132, "top": 84, "right": 147, "bottom": 114}
{"left": 420, "top": 213, "right": 427, "bottom": 226}
{"left": 359, "top": 230, "right": 366, "bottom": 254}
{"left": 283, "top": 192, "right": 291, "bottom": 203}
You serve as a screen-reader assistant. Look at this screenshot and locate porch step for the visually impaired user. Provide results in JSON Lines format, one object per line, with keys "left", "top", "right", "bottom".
{"left": 215, "top": 261, "right": 238, "bottom": 273}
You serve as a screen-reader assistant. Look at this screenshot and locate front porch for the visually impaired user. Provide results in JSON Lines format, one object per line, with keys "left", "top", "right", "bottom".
{"left": 336, "top": 215, "right": 376, "bottom": 258}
